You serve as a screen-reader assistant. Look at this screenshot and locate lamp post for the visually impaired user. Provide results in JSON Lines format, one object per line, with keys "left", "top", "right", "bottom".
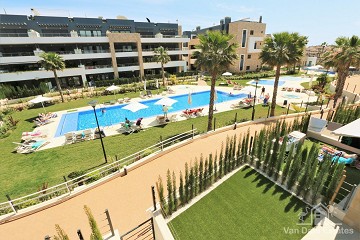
{"left": 251, "top": 78, "right": 259, "bottom": 121}
{"left": 88, "top": 100, "right": 107, "bottom": 163}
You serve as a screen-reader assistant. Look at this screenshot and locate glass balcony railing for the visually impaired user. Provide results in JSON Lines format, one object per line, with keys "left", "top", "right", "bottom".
{"left": 115, "top": 49, "right": 137, "bottom": 52}
{"left": 117, "top": 63, "right": 139, "bottom": 67}
{"left": 1, "top": 52, "right": 34, "bottom": 57}
{"left": 85, "top": 65, "right": 113, "bottom": 69}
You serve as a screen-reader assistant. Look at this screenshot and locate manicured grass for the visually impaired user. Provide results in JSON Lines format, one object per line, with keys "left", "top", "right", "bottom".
{"left": 0, "top": 98, "right": 290, "bottom": 202}
{"left": 301, "top": 81, "right": 318, "bottom": 89}
{"left": 169, "top": 167, "right": 311, "bottom": 240}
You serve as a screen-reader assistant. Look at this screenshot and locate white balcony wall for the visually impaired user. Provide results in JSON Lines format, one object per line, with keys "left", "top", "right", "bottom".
{"left": 0, "top": 67, "right": 86, "bottom": 83}
{"left": 143, "top": 60, "right": 187, "bottom": 69}
{"left": 0, "top": 56, "right": 39, "bottom": 64}
{"left": 85, "top": 67, "right": 114, "bottom": 75}
{"left": 117, "top": 65, "right": 140, "bottom": 72}
{"left": 141, "top": 50, "right": 187, "bottom": 57}
{"left": 141, "top": 37, "right": 189, "bottom": 44}
{"left": 247, "top": 37, "right": 263, "bottom": 53}
{"left": 115, "top": 52, "right": 139, "bottom": 58}
{"left": 0, "top": 37, "right": 109, "bottom": 45}
{"left": 62, "top": 52, "right": 111, "bottom": 61}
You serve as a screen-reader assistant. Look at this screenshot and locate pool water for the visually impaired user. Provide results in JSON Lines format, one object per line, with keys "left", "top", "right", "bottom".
{"left": 55, "top": 90, "right": 247, "bottom": 136}
{"left": 283, "top": 94, "right": 301, "bottom": 99}
{"left": 249, "top": 79, "right": 285, "bottom": 86}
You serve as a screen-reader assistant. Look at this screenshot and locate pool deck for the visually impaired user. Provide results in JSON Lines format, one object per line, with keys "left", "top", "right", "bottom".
{"left": 37, "top": 81, "right": 317, "bottom": 150}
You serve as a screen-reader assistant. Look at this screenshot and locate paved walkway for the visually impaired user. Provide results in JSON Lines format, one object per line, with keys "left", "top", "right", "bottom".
{"left": 0, "top": 116, "right": 305, "bottom": 240}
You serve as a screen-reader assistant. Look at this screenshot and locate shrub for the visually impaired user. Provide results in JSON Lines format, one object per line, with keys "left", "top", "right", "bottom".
{"left": 84, "top": 205, "right": 103, "bottom": 240}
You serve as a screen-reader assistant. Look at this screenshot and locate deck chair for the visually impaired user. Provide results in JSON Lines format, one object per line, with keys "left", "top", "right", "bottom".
{"left": 83, "top": 129, "right": 93, "bottom": 140}
{"left": 64, "top": 132, "right": 75, "bottom": 144}
{"left": 167, "top": 87, "right": 175, "bottom": 94}
{"left": 169, "top": 114, "right": 178, "bottom": 122}
{"left": 139, "top": 91, "right": 147, "bottom": 99}
{"left": 74, "top": 132, "right": 84, "bottom": 143}
{"left": 156, "top": 115, "right": 166, "bottom": 124}
{"left": 119, "top": 123, "right": 134, "bottom": 134}
{"left": 124, "top": 97, "right": 131, "bottom": 102}
{"left": 118, "top": 98, "right": 124, "bottom": 104}
{"left": 16, "top": 140, "right": 48, "bottom": 154}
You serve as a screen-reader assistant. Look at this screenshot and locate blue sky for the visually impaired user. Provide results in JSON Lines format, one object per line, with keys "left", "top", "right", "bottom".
{"left": 2, "top": 0, "right": 360, "bottom": 45}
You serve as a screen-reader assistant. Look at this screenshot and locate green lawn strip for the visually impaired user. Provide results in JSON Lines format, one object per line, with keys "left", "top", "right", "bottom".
{"left": 300, "top": 81, "right": 319, "bottom": 89}
{"left": 0, "top": 105, "right": 290, "bottom": 201}
{"left": 169, "top": 167, "right": 311, "bottom": 240}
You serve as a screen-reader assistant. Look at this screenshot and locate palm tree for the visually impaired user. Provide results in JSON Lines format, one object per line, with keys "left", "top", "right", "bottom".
{"left": 194, "top": 31, "right": 238, "bottom": 131}
{"left": 321, "top": 35, "right": 360, "bottom": 108}
{"left": 39, "top": 52, "right": 66, "bottom": 102}
{"left": 153, "top": 46, "right": 171, "bottom": 87}
{"left": 260, "top": 32, "right": 308, "bottom": 117}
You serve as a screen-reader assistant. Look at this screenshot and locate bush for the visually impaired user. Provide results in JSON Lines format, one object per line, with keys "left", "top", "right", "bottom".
{"left": 0, "top": 82, "right": 50, "bottom": 99}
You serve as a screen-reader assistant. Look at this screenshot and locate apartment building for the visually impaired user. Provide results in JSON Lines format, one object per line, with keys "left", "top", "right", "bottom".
{"left": 183, "top": 16, "right": 266, "bottom": 73}
{"left": 0, "top": 14, "right": 189, "bottom": 88}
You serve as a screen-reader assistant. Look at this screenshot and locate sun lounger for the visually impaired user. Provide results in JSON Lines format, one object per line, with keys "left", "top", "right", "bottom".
{"left": 233, "top": 85, "right": 243, "bottom": 90}
{"left": 21, "top": 130, "right": 48, "bottom": 141}
{"left": 119, "top": 122, "right": 135, "bottom": 134}
{"left": 118, "top": 98, "right": 124, "bottom": 104}
{"left": 167, "top": 87, "right": 175, "bottom": 94}
{"left": 194, "top": 108, "right": 204, "bottom": 117}
{"left": 231, "top": 101, "right": 251, "bottom": 109}
{"left": 124, "top": 97, "right": 131, "bottom": 102}
{"left": 14, "top": 140, "right": 48, "bottom": 154}
{"left": 146, "top": 90, "right": 153, "bottom": 97}
{"left": 139, "top": 91, "right": 147, "bottom": 99}
{"left": 287, "top": 88, "right": 294, "bottom": 92}
{"left": 34, "top": 119, "right": 51, "bottom": 127}
{"left": 169, "top": 114, "right": 178, "bottom": 122}
{"left": 83, "top": 129, "right": 93, "bottom": 140}
{"left": 156, "top": 115, "right": 167, "bottom": 124}
{"left": 64, "top": 132, "right": 75, "bottom": 145}
{"left": 74, "top": 132, "right": 85, "bottom": 143}
{"left": 281, "top": 87, "right": 287, "bottom": 91}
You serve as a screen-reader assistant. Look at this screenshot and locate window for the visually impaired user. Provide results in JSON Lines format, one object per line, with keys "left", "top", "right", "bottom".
{"left": 241, "top": 30, "right": 247, "bottom": 48}
{"left": 239, "top": 55, "right": 245, "bottom": 71}
{"left": 250, "top": 30, "right": 254, "bottom": 35}
{"left": 247, "top": 54, "right": 251, "bottom": 59}
{"left": 246, "top": 66, "right": 250, "bottom": 71}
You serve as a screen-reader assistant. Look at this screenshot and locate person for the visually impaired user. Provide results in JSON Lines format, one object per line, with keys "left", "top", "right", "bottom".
{"left": 136, "top": 118, "right": 143, "bottom": 129}
{"left": 248, "top": 92, "right": 252, "bottom": 98}
{"left": 125, "top": 117, "right": 130, "bottom": 126}
{"left": 261, "top": 86, "right": 265, "bottom": 97}
{"left": 162, "top": 105, "right": 168, "bottom": 119}
{"left": 101, "top": 108, "right": 106, "bottom": 115}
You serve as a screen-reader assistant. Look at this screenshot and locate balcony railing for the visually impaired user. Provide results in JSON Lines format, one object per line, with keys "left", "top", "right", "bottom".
{"left": 142, "top": 48, "right": 181, "bottom": 52}
{"left": 1, "top": 52, "right": 34, "bottom": 57}
{"left": 117, "top": 63, "right": 139, "bottom": 67}
{"left": 85, "top": 65, "right": 112, "bottom": 69}
{"left": 0, "top": 33, "right": 29, "bottom": 37}
{"left": 114, "top": 49, "right": 137, "bottom": 52}
{"left": 83, "top": 49, "right": 110, "bottom": 54}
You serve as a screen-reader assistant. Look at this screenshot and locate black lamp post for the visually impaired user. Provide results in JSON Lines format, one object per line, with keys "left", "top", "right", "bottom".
{"left": 88, "top": 100, "right": 107, "bottom": 163}
{"left": 251, "top": 78, "right": 259, "bottom": 121}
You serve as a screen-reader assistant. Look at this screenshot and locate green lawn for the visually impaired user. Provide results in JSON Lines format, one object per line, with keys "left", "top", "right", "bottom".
{"left": 0, "top": 97, "right": 289, "bottom": 202}
{"left": 169, "top": 167, "right": 311, "bottom": 240}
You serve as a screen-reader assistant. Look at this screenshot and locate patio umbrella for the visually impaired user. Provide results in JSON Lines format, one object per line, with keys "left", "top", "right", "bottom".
{"left": 106, "top": 84, "right": 120, "bottom": 98}
{"left": 154, "top": 97, "right": 177, "bottom": 106}
{"left": 28, "top": 95, "right": 53, "bottom": 112}
{"left": 222, "top": 72, "right": 232, "bottom": 76}
{"left": 214, "top": 90, "right": 218, "bottom": 111}
{"left": 121, "top": 101, "right": 148, "bottom": 113}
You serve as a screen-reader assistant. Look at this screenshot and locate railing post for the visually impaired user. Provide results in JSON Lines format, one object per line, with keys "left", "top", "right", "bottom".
{"left": 346, "top": 82, "right": 349, "bottom": 90}
{"left": 152, "top": 186, "right": 157, "bottom": 211}
{"left": 320, "top": 109, "right": 324, "bottom": 119}
{"left": 353, "top": 85, "right": 357, "bottom": 93}
{"left": 320, "top": 100, "right": 324, "bottom": 110}
{"left": 305, "top": 103, "right": 308, "bottom": 112}
{"left": 6, "top": 194, "right": 16, "bottom": 213}
{"left": 326, "top": 98, "right": 330, "bottom": 108}
{"left": 213, "top": 117, "right": 216, "bottom": 131}
{"left": 249, "top": 136, "right": 253, "bottom": 155}
{"left": 105, "top": 209, "right": 115, "bottom": 236}
{"left": 353, "top": 94, "right": 358, "bottom": 104}
{"left": 123, "top": 167, "right": 127, "bottom": 176}
{"left": 343, "top": 184, "right": 357, "bottom": 210}
{"left": 267, "top": 106, "right": 271, "bottom": 118}
{"left": 77, "top": 229, "right": 84, "bottom": 240}
{"left": 192, "top": 124, "right": 194, "bottom": 139}
{"left": 234, "top": 112, "right": 237, "bottom": 130}
{"left": 160, "top": 135, "right": 163, "bottom": 151}
{"left": 63, "top": 176, "right": 71, "bottom": 193}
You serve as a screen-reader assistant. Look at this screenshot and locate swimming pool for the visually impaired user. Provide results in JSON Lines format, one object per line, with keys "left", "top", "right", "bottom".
{"left": 282, "top": 94, "right": 301, "bottom": 99}
{"left": 55, "top": 90, "right": 247, "bottom": 136}
{"left": 248, "top": 79, "right": 285, "bottom": 86}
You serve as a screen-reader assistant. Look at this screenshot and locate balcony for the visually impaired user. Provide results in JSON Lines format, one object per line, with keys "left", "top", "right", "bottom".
{"left": 117, "top": 63, "right": 140, "bottom": 72}
{"left": 143, "top": 60, "right": 187, "bottom": 69}
{"left": 84, "top": 65, "right": 114, "bottom": 74}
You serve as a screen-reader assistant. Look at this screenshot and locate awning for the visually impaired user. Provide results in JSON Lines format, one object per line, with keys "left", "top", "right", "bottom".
{"left": 332, "top": 118, "right": 360, "bottom": 138}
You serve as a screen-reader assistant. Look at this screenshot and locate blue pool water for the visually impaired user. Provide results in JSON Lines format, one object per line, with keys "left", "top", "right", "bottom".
{"left": 283, "top": 94, "right": 301, "bottom": 99}
{"left": 55, "top": 90, "right": 247, "bottom": 136}
{"left": 249, "top": 79, "right": 285, "bottom": 86}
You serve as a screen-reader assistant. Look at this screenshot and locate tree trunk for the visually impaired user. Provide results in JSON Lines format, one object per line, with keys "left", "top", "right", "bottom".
{"left": 332, "top": 67, "right": 349, "bottom": 108}
{"left": 270, "top": 65, "right": 281, "bottom": 117}
{"left": 207, "top": 74, "right": 216, "bottom": 132}
{"left": 54, "top": 70, "right": 64, "bottom": 102}
{"left": 161, "top": 64, "right": 166, "bottom": 87}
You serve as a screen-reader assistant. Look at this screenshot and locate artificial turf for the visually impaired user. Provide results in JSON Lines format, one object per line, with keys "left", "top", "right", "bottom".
{"left": 169, "top": 167, "right": 312, "bottom": 240}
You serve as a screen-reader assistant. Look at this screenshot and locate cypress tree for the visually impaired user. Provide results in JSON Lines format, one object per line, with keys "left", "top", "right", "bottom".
{"left": 280, "top": 120, "right": 287, "bottom": 137}
{"left": 184, "top": 163, "right": 189, "bottom": 203}
{"left": 286, "top": 143, "right": 304, "bottom": 190}
{"left": 166, "top": 169, "right": 173, "bottom": 215}
{"left": 227, "top": 136, "right": 233, "bottom": 173}
{"left": 204, "top": 157, "right": 209, "bottom": 190}
{"left": 256, "top": 129, "right": 265, "bottom": 169}
{"left": 236, "top": 134, "right": 243, "bottom": 166}
{"left": 274, "top": 136, "right": 287, "bottom": 181}
{"left": 241, "top": 133, "right": 247, "bottom": 164}
{"left": 244, "top": 129, "right": 250, "bottom": 163}
{"left": 208, "top": 153, "right": 213, "bottom": 184}
{"left": 224, "top": 136, "right": 230, "bottom": 175}
{"left": 214, "top": 152, "right": 218, "bottom": 180}
{"left": 296, "top": 147, "right": 313, "bottom": 196}
{"left": 53, "top": 224, "right": 70, "bottom": 240}
{"left": 281, "top": 144, "right": 295, "bottom": 185}
{"left": 325, "top": 163, "right": 345, "bottom": 202}
{"left": 156, "top": 175, "right": 166, "bottom": 211}
{"left": 268, "top": 136, "right": 280, "bottom": 177}
{"left": 250, "top": 134, "right": 257, "bottom": 166}
{"left": 232, "top": 134, "right": 237, "bottom": 170}
{"left": 179, "top": 171, "right": 185, "bottom": 206}
{"left": 172, "top": 171, "right": 177, "bottom": 211}
{"left": 303, "top": 144, "right": 319, "bottom": 200}
{"left": 219, "top": 143, "right": 224, "bottom": 178}
{"left": 193, "top": 158, "right": 199, "bottom": 196}
{"left": 263, "top": 140, "right": 273, "bottom": 171}
{"left": 311, "top": 155, "right": 332, "bottom": 204}
{"left": 84, "top": 205, "right": 103, "bottom": 240}
{"left": 199, "top": 156, "right": 204, "bottom": 193}
{"left": 189, "top": 165, "right": 194, "bottom": 200}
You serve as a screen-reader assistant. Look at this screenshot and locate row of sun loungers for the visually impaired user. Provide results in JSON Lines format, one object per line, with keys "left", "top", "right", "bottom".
{"left": 180, "top": 108, "right": 204, "bottom": 119}
{"left": 281, "top": 87, "right": 304, "bottom": 93}
{"left": 13, "top": 139, "right": 49, "bottom": 154}
{"left": 64, "top": 129, "right": 93, "bottom": 144}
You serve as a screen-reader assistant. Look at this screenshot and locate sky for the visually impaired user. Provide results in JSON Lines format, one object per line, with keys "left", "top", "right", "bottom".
{"left": 2, "top": 0, "right": 360, "bottom": 46}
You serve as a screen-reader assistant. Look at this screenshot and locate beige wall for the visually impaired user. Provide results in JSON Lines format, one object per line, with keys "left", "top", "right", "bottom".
{"left": 228, "top": 21, "right": 266, "bottom": 73}
{"left": 107, "top": 32, "right": 144, "bottom": 78}
{"left": 343, "top": 186, "right": 360, "bottom": 232}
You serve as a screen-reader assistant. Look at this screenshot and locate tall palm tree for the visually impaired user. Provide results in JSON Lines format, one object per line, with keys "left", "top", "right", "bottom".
{"left": 153, "top": 46, "right": 171, "bottom": 87}
{"left": 260, "top": 32, "right": 308, "bottom": 117}
{"left": 194, "top": 31, "right": 238, "bottom": 131}
{"left": 39, "top": 52, "right": 66, "bottom": 102}
{"left": 321, "top": 35, "right": 360, "bottom": 108}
